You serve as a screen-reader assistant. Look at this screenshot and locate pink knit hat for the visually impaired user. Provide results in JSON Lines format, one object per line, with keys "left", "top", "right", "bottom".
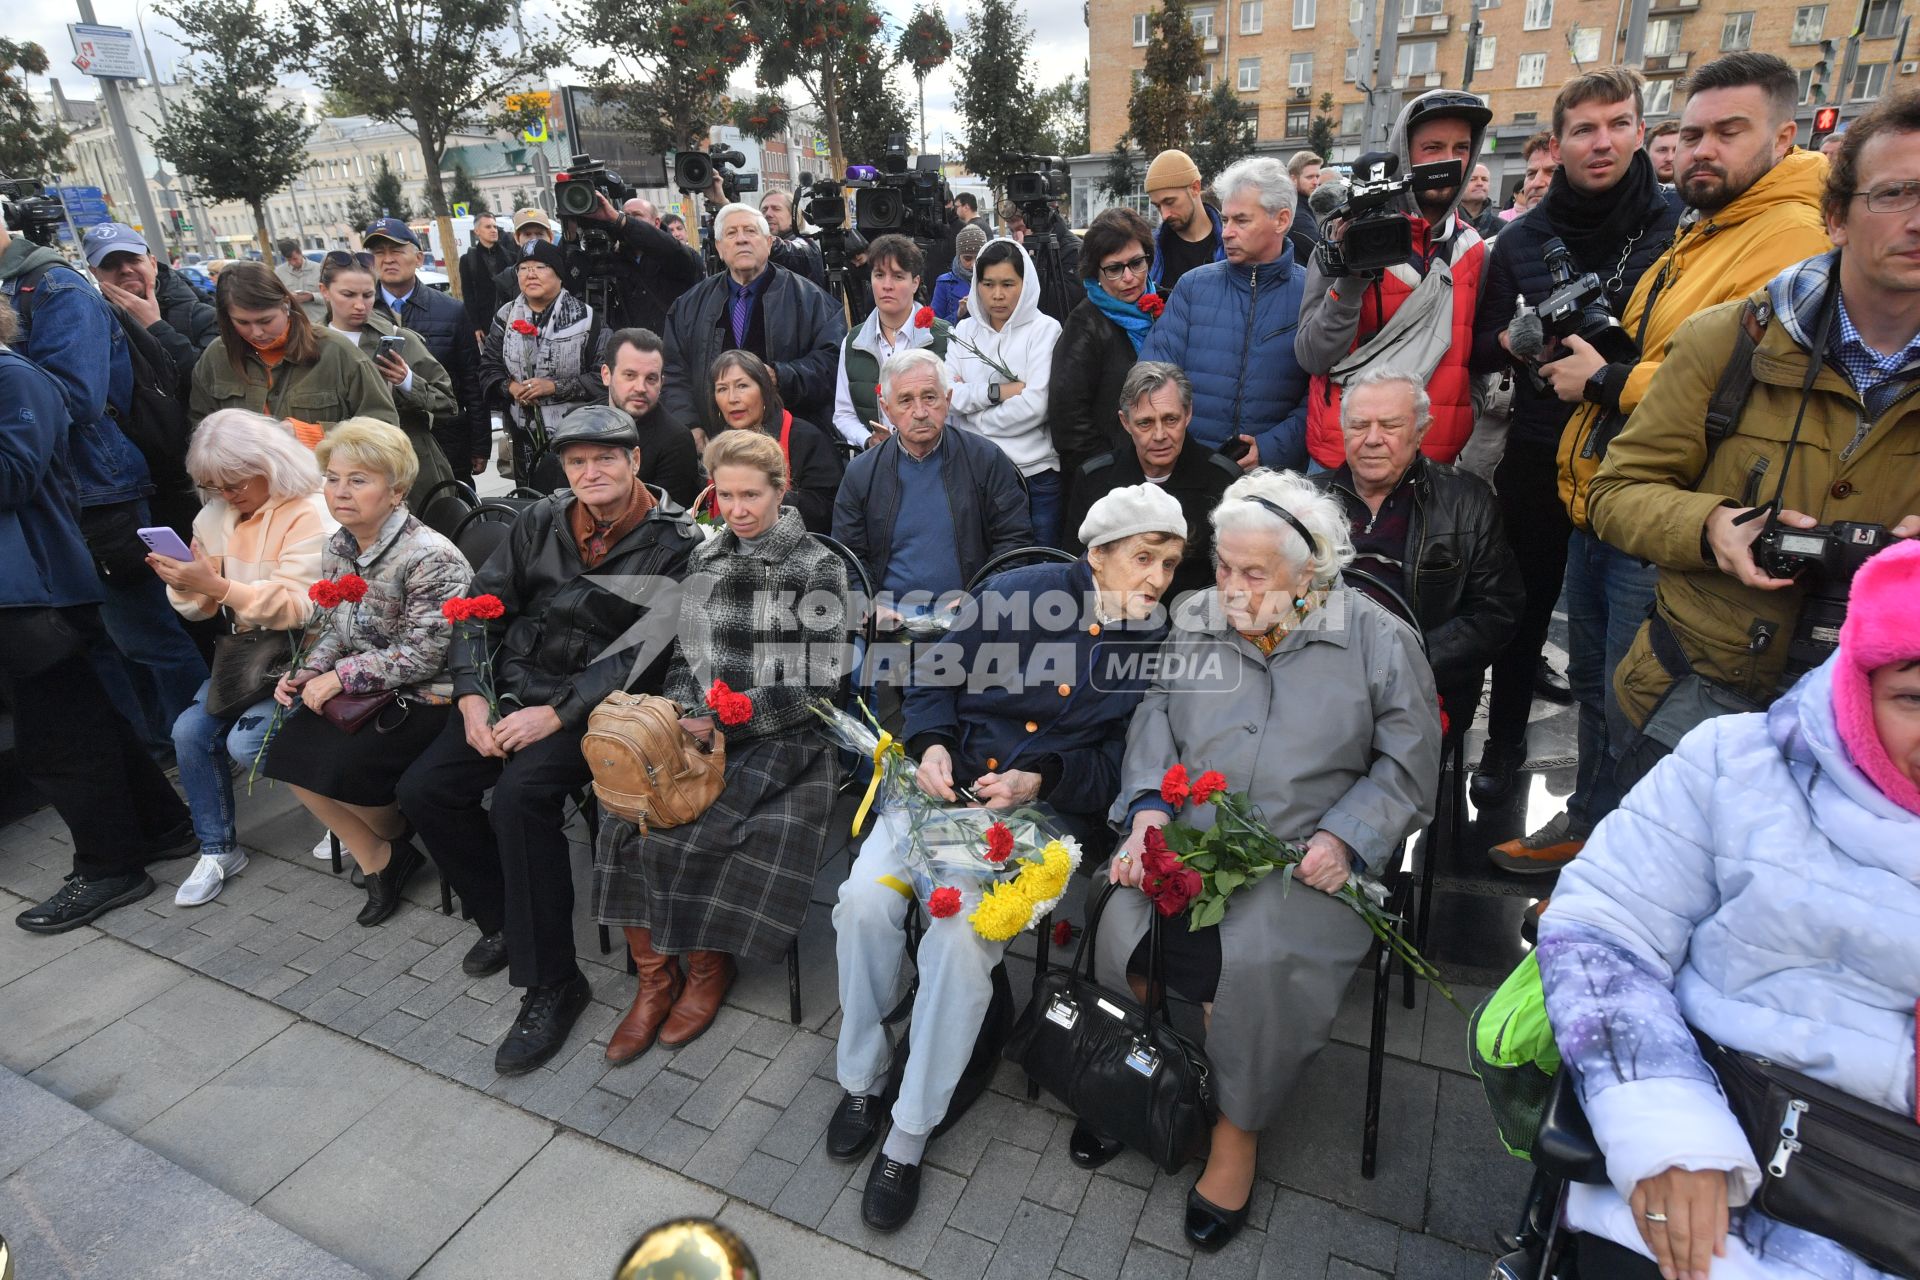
{"left": 1830, "top": 537, "right": 1920, "bottom": 815}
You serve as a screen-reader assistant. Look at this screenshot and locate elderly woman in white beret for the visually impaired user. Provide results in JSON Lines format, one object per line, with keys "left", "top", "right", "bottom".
{"left": 1091, "top": 468, "right": 1442, "bottom": 1252}
{"left": 830, "top": 483, "right": 1191, "bottom": 1233}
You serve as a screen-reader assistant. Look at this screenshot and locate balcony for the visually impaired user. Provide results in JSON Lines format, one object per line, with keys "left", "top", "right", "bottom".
{"left": 1642, "top": 49, "right": 1691, "bottom": 70}
{"left": 1396, "top": 10, "right": 1452, "bottom": 32}
{"left": 1646, "top": 0, "right": 1697, "bottom": 12}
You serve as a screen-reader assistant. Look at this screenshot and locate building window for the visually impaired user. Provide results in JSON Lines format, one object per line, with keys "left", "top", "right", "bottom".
{"left": 1791, "top": 5, "right": 1826, "bottom": 42}
{"left": 1644, "top": 18, "right": 1683, "bottom": 56}
{"left": 1643, "top": 79, "right": 1675, "bottom": 115}
{"left": 1404, "top": 0, "right": 1443, "bottom": 15}
{"left": 1133, "top": 12, "right": 1150, "bottom": 44}
{"left": 1192, "top": 6, "right": 1216, "bottom": 38}
{"left": 1188, "top": 62, "right": 1215, "bottom": 91}
{"left": 1796, "top": 65, "right": 1818, "bottom": 102}
{"left": 1345, "top": 46, "right": 1360, "bottom": 80}
{"left": 1289, "top": 50, "right": 1314, "bottom": 85}
{"left": 1522, "top": 0, "right": 1552, "bottom": 29}
{"left": 1292, "top": 0, "right": 1314, "bottom": 26}
{"left": 1517, "top": 51, "right": 1547, "bottom": 86}
{"left": 1571, "top": 26, "right": 1600, "bottom": 62}
{"left": 1240, "top": 57, "right": 1263, "bottom": 90}
{"left": 1478, "top": 0, "right": 1501, "bottom": 8}
{"left": 1242, "top": 0, "right": 1264, "bottom": 32}
{"left": 1851, "top": 61, "right": 1889, "bottom": 98}
{"left": 1863, "top": 0, "right": 1899, "bottom": 37}
{"left": 1397, "top": 40, "right": 1438, "bottom": 76}
{"left": 1341, "top": 102, "right": 1366, "bottom": 133}
{"left": 1721, "top": 11, "right": 1754, "bottom": 49}
{"left": 1286, "top": 105, "right": 1311, "bottom": 136}
{"left": 1477, "top": 35, "right": 1497, "bottom": 69}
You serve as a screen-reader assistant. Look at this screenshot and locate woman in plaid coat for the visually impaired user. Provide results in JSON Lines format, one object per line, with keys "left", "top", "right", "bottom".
{"left": 595, "top": 429, "right": 850, "bottom": 1059}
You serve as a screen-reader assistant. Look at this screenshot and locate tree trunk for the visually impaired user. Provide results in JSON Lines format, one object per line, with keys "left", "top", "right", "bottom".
{"left": 917, "top": 72, "right": 927, "bottom": 154}
{"left": 820, "top": 61, "right": 845, "bottom": 179}
{"left": 417, "top": 130, "right": 449, "bottom": 217}
{"left": 252, "top": 202, "right": 272, "bottom": 261}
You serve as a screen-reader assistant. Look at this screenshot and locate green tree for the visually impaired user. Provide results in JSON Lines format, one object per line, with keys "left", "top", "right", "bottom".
{"left": 0, "top": 40, "right": 73, "bottom": 179}
{"left": 367, "top": 157, "right": 413, "bottom": 221}
{"left": 563, "top": 0, "right": 756, "bottom": 153}
{"left": 1124, "top": 0, "right": 1205, "bottom": 160}
{"left": 1308, "top": 92, "right": 1337, "bottom": 161}
{"left": 344, "top": 184, "right": 375, "bottom": 232}
{"left": 1189, "top": 83, "right": 1256, "bottom": 187}
{"left": 953, "top": 0, "right": 1043, "bottom": 191}
{"left": 293, "top": 0, "right": 564, "bottom": 218}
{"left": 837, "top": 44, "right": 913, "bottom": 167}
{"left": 447, "top": 162, "right": 486, "bottom": 214}
{"left": 151, "top": 0, "right": 308, "bottom": 257}
{"left": 746, "top": 0, "right": 892, "bottom": 176}
{"left": 1034, "top": 72, "right": 1089, "bottom": 158}
{"left": 896, "top": 7, "right": 952, "bottom": 152}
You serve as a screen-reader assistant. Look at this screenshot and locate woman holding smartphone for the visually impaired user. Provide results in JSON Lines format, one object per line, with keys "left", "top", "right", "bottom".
{"left": 316, "top": 252, "right": 459, "bottom": 500}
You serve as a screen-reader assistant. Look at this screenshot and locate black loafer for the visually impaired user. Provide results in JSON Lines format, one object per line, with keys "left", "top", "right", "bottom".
{"left": 827, "top": 1092, "right": 886, "bottom": 1162}
{"left": 494, "top": 971, "right": 591, "bottom": 1076}
{"left": 1069, "top": 1122, "right": 1125, "bottom": 1169}
{"left": 1535, "top": 657, "right": 1575, "bottom": 705}
{"left": 461, "top": 930, "right": 509, "bottom": 977}
{"left": 1184, "top": 1185, "right": 1251, "bottom": 1252}
{"left": 1468, "top": 741, "right": 1527, "bottom": 808}
{"left": 355, "top": 838, "right": 424, "bottom": 928}
{"left": 861, "top": 1153, "right": 922, "bottom": 1233}
{"left": 143, "top": 820, "right": 199, "bottom": 864}
{"left": 17, "top": 872, "right": 155, "bottom": 934}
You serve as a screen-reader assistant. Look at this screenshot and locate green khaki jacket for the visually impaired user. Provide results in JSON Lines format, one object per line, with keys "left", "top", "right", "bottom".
{"left": 189, "top": 326, "right": 398, "bottom": 430}
{"left": 1589, "top": 294, "right": 1920, "bottom": 727}
{"left": 349, "top": 313, "right": 458, "bottom": 498}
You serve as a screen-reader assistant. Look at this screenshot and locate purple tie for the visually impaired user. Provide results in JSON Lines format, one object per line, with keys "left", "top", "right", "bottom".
{"left": 731, "top": 284, "right": 752, "bottom": 347}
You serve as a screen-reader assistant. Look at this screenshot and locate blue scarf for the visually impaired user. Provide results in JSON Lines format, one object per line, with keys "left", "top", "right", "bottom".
{"left": 1085, "top": 280, "right": 1154, "bottom": 354}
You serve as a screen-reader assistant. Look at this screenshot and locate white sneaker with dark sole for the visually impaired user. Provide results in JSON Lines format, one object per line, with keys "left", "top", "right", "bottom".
{"left": 175, "top": 851, "right": 249, "bottom": 906}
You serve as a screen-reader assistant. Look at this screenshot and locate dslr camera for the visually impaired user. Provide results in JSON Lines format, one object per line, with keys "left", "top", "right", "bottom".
{"left": 1753, "top": 518, "right": 1893, "bottom": 675}
{"left": 674, "top": 144, "right": 759, "bottom": 202}
{"left": 1310, "top": 154, "right": 1461, "bottom": 276}
{"left": 1534, "top": 239, "right": 1639, "bottom": 364}
{"left": 1, "top": 176, "right": 66, "bottom": 247}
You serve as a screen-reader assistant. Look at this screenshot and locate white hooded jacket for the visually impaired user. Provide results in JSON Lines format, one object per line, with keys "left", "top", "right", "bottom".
{"left": 945, "top": 237, "right": 1062, "bottom": 475}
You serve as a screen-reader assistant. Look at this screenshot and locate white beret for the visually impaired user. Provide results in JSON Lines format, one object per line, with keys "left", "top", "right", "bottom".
{"left": 1078, "top": 482, "right": 1188, "bottom": 549}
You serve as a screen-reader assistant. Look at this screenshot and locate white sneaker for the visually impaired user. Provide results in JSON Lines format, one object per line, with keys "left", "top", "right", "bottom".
{"left": 175, "top": 851, "right": 249, "bottom": 906}
{"left": 310, "top": 833, "right": 335, "bottom": 860}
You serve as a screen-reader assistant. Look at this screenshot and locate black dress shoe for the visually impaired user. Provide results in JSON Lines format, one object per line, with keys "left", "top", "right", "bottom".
{"left": 1184, "top": 1184, "right": 1251, "bottom": 1252}
{"left": 355, "top": 838, "right": 424, "bottom": 927}
{"left": 144, "top": 820, "right": 199, "bottom": 864}
{"left": 827, "top": 1092, "right": 886, "bottom": 1161}
{"left": 17, "top": 872, "right": 155, "bottom": 934}
{"left": 1534, "top": 657, "right": 1575, "bottom": 705}
{"left": 861, "top": 1152, "right": 922, "bottom": 1232}
{"left": 1069, "top": 1122, "right": 1125, "bottom": 1169}
{"left": 495, "top": 971, "right": 592, "bottom": 1076}
{"left": 1468, "top": 740, "right": 1528, "bottom": 807}
{"left": 461, "top": 930, "right": 509, "bottom": 977}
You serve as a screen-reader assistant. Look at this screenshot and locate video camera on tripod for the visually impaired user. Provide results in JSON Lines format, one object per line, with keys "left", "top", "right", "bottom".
{"left": 1308, "top": 154, "right": 1462, "bottom": 276}
{"left": 843, "top": 133, "right": 948, "bottom": 242}
{"left": 0, "top": 176, "right": 66, "bottom": 247}
{"left": 1006, "top": 156, "right": 1069, "bottom": 228}
{"left": 550, "top": 153, "right": 642, "bottom": 320}
{"left": 674, "top": 144, "right": 759, "bottom": 203}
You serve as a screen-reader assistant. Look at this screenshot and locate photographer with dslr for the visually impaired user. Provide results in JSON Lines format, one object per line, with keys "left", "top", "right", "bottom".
{"left": 1587, "top": 91, "right": 1920, "bottom": 792}
{"left": 1464, "top": 69, "right": 1678, "bottom": 846}
{"left": 1295, "top": 90, "right": 1493, "bottom": 471}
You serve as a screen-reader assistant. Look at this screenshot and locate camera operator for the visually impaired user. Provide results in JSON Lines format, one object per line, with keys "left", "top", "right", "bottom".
{"left": 760, "top": 189, "right": 828, "bottom": 290}
{"left": 1587, "top": 90, "right": 1920, "bottom": 793}
{"left": 1016, "top": 196, "right": 1083, "bottom": 326}
{"left": 1463, "top": 69, "right": 1679, "bottom": 851}
{"left": 558, "top": 183, "right": 704, "bottom": 338}
{"left": 1295, "top": 90, "right": 1493, "bottom": 471}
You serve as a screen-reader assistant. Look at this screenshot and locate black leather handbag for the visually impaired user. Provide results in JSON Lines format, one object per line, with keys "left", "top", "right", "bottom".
{"left": 206, "top": 625, "right": 299, "bottom": 720}
{"left": 1702, "top": 1033, "right": 1920, "bottom": 1276}
{"left": 1005, "top": 882, "right": 1216, "bottom": 1175}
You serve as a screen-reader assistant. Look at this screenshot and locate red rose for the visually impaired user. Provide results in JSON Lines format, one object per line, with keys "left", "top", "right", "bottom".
{"left": 928, "top": 886, "right": 963, "bottom": 918}
{"left": 1137, "top": 293, "right": 1164, "bottom": 319}
{"left": 509, "top": 318, "right": 538, "bottom": 336}
{"left": 1139, "top": 825, "right": 1180, "bottom": 878}
{"left": 465, "top": 594, "right": 505, "bottom": 621}
{"left": 309, "top": 580, "right": 342, "bottom": 609}
{"left": 1051, "top": 919, "right": 1074, "bottom": 947}
{"left": 983, "top": 821, "right": 1015, "bottom": 864}
{"left": 440, "top": 598, "right": 470, "bottom": 623}
{"left": 1160, "top": 764, "right": 1190, "bottom": 808}
{"left": 1146, "top": 865, "right": 1203, "bottom": 917}
{"left": 1190, "top": 770, "right": 1228, "bottom": 805}
{"left": 913, "top": 306, "right": 935, "bottom": 329}
{"left": 334, "top": 574, "right": 369, "bottom": 604}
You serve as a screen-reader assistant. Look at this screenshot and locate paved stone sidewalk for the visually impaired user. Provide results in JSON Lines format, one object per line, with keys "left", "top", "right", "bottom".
{"left": 0, "top": 769, "right": 1534, "bottom": 1278}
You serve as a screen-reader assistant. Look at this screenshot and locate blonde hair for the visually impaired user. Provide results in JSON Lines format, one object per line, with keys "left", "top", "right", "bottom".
{"left": 316, "top": 417, "right": 419, "bottom": 495}
{"left": 186, "top": 409, "right": 322, "bottom": 499}
{"left": 703, "top": 428, "right": 789, "bottom": 489}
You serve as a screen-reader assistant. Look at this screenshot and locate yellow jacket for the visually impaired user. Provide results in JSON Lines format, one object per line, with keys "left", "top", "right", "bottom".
{"left": 1558, "top": 148, "right": 1832, "bottom": 529}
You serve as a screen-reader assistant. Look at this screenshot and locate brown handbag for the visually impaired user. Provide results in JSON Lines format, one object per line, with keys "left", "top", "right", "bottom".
{"left": 319, "top": 689, "right": 399, "bottom": 734}
{"left": 581, "top": 691, "right": 726, "bottom": 833}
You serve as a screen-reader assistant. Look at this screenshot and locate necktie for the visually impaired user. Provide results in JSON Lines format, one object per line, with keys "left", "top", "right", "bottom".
{"left": 731, "top": 284, "right": 752, "bottom": 347}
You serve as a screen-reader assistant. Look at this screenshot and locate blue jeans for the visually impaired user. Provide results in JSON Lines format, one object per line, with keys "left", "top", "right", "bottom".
{"left": 171, "top": 680, "right": 278, "bottom": 858}
{"left": 1025, "top": 468, "right": 1063, "bottom": 550}
{"left": 1563, "top": 530, "right": 1657, "bottom": 834}
{"left": 90, "top": 514, "right": 210, "bottom": 744}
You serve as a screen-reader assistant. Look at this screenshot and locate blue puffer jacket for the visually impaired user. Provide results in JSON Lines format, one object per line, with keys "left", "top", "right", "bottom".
{"left": 0, "top": 243, "right": 146, "bottom": 508}
{"left": 0, "top": 348, "right": 101, "bottom": 609}
{"left": 1139, "top": 244, "right": 1310, "bottom": 470}
{"left": 902, "top": 558, "right": 1168, "bottom": 818}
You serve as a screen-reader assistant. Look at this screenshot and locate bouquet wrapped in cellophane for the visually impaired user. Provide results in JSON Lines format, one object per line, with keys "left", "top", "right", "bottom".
{"left": 811, "top": 699, "right": 1081, "bottom": 941}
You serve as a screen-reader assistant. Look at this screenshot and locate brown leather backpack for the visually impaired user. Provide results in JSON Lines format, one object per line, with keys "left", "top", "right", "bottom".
{"left": 581, "top": 692, "right": 726, "bottom": 832}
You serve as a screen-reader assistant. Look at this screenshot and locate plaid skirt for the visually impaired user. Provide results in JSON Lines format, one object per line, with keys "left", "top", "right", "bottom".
{"left": 592, "top": 732, "right": 836, "bottom": 961}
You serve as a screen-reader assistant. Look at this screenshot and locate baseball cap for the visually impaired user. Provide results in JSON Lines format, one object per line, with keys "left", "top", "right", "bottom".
{"left": 512, "top": 207, "right": 554, "bottom": 233}
{"left": 361, "top": 217, "right": 420, "bottom": 248}
{"left": 82, "top": 222, "right": 150, "bottom": 267}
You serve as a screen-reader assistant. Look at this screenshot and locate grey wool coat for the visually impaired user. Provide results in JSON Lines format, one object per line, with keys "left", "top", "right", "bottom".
{"left": 1094, "top": 583, "right": 1442, "bottom": 1131}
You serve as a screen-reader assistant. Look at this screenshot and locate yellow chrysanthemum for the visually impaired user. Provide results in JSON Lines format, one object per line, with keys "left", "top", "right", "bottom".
{"left": 1015, "top": 844, "right": 1072, "bottom": 906}
{"left": 968, "top": 881, "right": 1034, "bottom": 941}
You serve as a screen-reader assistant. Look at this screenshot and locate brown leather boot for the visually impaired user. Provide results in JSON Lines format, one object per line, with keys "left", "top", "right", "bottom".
{"left": 658, "top": 950, "right": 736, "bottom": 1048}
{"left": 605, "top": 927, "right": 683, "bottom": 1065}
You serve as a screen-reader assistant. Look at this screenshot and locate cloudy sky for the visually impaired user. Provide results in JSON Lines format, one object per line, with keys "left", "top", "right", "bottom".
{"left": 24, "top": 0, "right": 1088, "bottom": 159}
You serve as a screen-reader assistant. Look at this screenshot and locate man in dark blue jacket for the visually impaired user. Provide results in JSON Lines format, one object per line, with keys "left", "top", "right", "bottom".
{"left": 0, "top": 308, "right": 194, "bottom": 934}
{"left": 365, "top": 218, "right": 490, "bottom": 476}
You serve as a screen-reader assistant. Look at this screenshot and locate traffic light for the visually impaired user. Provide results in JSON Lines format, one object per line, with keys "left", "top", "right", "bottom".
{"left": 1813, "top": 106, "right": 1841, "bottom": 134}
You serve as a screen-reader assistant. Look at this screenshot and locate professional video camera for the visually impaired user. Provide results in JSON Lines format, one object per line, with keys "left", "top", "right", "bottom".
{"left": 550, "top": 153, "right": 641, "bottom": 319}
{"left": 1, "top": 177, "right": 66, "bottom": 247}
{"left": 1006, "top": 156, "right": 1069, "bottom": 227}
{"left": 1533, "top": 239, "right": 1639, "bottom": 364}
{"left": 1753, "top": 518, "right": 1893, "bottom": 675}
{"left": 1308, "top": 154, "right": 1462, "bottom": 276}
{"left": 674, "top": 144, "right": 759, "bottom": 204}
{"left": 850, "top": 133, "right": 949, "bottom": 242}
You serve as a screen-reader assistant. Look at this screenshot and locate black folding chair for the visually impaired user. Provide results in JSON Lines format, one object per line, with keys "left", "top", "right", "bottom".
{"left": 413, "top": 478, "right": 478, "bottom": 542}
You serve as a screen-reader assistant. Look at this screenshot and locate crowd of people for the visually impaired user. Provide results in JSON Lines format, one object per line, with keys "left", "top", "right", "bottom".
{"left": 1, "top": 46, "right": 1916, "bottom": 1275}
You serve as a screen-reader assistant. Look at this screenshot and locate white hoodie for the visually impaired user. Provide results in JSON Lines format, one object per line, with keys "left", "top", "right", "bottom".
{"left": 945, "top": 237, "right": 1061, "bottom": 475}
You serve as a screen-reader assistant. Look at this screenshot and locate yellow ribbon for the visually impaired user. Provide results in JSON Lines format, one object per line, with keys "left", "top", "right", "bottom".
{"left": 876, "top": 874, "right": 914, "bottom": 899}
{"left": 852, "top": 730, "right": 899, "bottom": 836}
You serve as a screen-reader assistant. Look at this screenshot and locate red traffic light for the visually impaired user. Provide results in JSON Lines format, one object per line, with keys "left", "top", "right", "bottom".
{"left": 1813, "top": 107, "right": 1841, "bottom": 134}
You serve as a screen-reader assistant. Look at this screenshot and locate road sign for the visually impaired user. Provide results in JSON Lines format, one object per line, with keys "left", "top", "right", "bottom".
{"left": 522, "top": 118, "right": 549, "bottom": 144}
{"left": 452, "top": 202, "right": 470, "bottom": 217}
{"left": 505, "top": 91, "right": 552, "bottom": 115}
{"left": 68, "top": 24, "right": 143, "bottom": 80}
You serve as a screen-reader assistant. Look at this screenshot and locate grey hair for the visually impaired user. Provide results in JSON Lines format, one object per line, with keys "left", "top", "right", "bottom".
{"left": 186, "top": 409, "right": 322, "bottom": 499}
{"left": 1119, "top": 361, "right": 1192, "bottom": 417}
{"left": 1338, "top": 367, "right": 1432, "bottom": 433}
{"left": 713, "top": 202, "right": 770, "bottom": 239}
{"left": 1210, "top": 468, "right": 1355, "bottom": 587}
{"left": 879, "top": 347, "right": 950, "bottom": 400}
{"left": 1214, "top": 156, "right": 1296, "bottom": 218}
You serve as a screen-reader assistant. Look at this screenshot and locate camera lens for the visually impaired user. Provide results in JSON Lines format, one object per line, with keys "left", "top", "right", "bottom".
{"left": 556, "top": 180, "right": 597, "bottom": 218}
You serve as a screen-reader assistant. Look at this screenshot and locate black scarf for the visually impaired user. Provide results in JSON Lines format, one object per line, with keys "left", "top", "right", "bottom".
{"left": 1542, "top": 149, "right": 1661, "bottom": 278}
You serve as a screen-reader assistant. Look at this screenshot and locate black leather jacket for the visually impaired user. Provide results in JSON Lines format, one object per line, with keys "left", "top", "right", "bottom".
{"left": 450, "top": 487, "right": 701, "bottom": 727}
{"left": 1049, "top": 296, "right": 1138, "bottom": 479}
{"left": 1314, "top": 455, "right": 1523, "bottom": 695}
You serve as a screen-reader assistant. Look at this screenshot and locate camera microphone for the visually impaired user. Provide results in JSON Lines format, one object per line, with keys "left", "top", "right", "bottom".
{"left": 1309, "top": 177, "right": 1351, "bottom": 220}
{"left": 1508, "top": 295, "right": 1545, "bottom": 362}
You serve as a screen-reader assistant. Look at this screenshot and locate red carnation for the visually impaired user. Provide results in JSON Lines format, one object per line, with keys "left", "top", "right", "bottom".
{"left": 1137, "top": 293, "right": 1165, "bottom": 319}
{"left": 465, "top": 594, "right": 505, "bottom": 621}
{"left": 706, "top": 679, "right": 754, "bottom": 726}
{"left": 1437, "top": 694, "right": 1450, "bottom": 738}
{"left": 983, "top": 821, "right": 1015, "bottom": 864}
{"left": 334, "top": 574, "right": 369, "bottom": 604}
{"left": 509, "top": 318, "right": 538, "bottom": 335}
{"left": 1051, "top": 918, "right": 1074, "bottom": 947}
{"left": 913, "top": 305, "right": 935, "bottom": 329}
{"left": 1160, "top": 764, "right": 1190, "bottom": 808}
{"left": 309, "top": 580, "right": 342, "bottom": 609}
{"left": 1190, "top": 770, "right": 1228, "bottom": 805}
{"left": 440, "top": 597, "right": 470, "bottom": 623}
{"left": 928, "top": 886, "right": 963, "bottom": 918}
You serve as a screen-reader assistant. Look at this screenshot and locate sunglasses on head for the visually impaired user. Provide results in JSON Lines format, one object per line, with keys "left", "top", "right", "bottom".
{"left": 322, "top": 250, "right": 375, "bottom": 270}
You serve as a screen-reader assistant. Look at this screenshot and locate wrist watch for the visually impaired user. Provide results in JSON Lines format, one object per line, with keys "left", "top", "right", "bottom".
{"left": 988, "top": 382, "right": 1003, "bottom": 406}
{"left": 1583, "top": 365, "right": 1611, "bottom": 405}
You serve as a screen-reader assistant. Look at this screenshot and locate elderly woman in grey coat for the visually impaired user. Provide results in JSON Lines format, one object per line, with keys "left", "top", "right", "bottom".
{"left": 1092, "top": 468, "right": 1441, "bottom": 1252}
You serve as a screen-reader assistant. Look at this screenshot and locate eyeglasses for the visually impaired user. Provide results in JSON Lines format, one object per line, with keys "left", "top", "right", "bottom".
{"left": 1851, "top": 180, "right": 1920, "bottom": 214}
{"left": 1098, "top": 254, "right": 1151, "bottom": 281}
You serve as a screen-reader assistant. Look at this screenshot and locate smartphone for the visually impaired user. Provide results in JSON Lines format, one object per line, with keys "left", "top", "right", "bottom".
{"left": 1220, "top": 435, "right": 1252, "bottom": 462}
{"left": 138, "top": 526, "right": 194, "bottom": 561}
{"left": 376, "top": 334, "right": 407, "bottom": 360}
